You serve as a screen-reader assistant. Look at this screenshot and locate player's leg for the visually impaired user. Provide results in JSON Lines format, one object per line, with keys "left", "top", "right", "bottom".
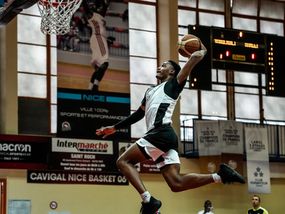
{"left": 89, "top": 34, "right": 109, "bottom": 91}
{"left": 161, "top": 164, "right": 215, "bottom": 192}
{"left": 116, "top": 143, "right": 148, "bottom": 194}
{"left": 158, "top": 149, "right": 215, "bottom": 192}
{"left": 160, "top": 150, "right": 245, "bottom": 192}
{"left": 89, "top": 61, "right": 109, "bottom": 90}
{"left": 116, "top": 142, "right": 162, "bottom": 214}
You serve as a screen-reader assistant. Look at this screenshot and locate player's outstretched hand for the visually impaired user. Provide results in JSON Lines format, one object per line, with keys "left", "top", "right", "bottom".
{"left": 190, "top": 41, "right": 207, "bottom": 59}
{"left": 96, "top": 126, "right": 116, "bottom": 138}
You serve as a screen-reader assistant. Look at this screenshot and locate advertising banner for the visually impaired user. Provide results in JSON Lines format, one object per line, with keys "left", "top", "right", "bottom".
{"left": 27, "top": 170, "right": 128, "bottom": 185}
{"left": 57, "top": 88, "right": 130, "bottom": 140}
{"left": 245, "top": 127, "right": 271, "bottom": 193}
{"left": 0, "top": 135, "right": 50, "bottom": 169}
{"left": 49, "top": 137, "right": 118, "bottom": 172}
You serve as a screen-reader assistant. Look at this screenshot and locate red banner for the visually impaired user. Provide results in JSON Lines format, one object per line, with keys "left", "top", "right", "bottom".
{"left": 0, "top": 134, "right": 50, "bottom": 169}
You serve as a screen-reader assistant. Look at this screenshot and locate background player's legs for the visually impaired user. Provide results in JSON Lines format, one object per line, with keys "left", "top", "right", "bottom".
{"left": 89, "top": 61, "right": 109, "bottom": 91}
{"left": 161, "top": 164, "right": 214, "bottom": 192}
{"left": 89, "top": 33, "right": 109, "bottom": 92}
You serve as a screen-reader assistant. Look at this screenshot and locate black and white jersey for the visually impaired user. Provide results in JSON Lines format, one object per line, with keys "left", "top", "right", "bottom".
{"left": 141, "top": 77, "right": 185, "bottom": 131}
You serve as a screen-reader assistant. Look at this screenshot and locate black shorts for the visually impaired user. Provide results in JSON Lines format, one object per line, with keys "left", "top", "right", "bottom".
{"left": 142, "top": 124, "right": 178, "bottom": 153}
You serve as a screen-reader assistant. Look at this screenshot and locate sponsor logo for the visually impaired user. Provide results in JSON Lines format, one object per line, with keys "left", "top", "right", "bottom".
{"left": 250, "top": 167, "right": 268, "bottom": 187}
{"left": 0, "top": 143, "right": 31, "bottom": 152}
{"left": 61, "top": 121, "right": 71, "bottom": 131}
{"left": 56, "top": 139, "right": 109, "bottom": 152}
{"left": 82, "top": 94, "right": 105, "bottom": 102}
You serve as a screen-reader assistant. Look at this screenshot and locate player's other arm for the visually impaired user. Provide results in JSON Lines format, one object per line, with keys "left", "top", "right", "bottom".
{"left": 176, "top": 42, "right": 207, "bottom": 84}
{"left": 96, "top": 105, "right": 145, "bottom": 138}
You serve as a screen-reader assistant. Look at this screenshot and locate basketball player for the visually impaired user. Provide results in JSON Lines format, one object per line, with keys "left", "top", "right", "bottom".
{"left": 96, "top": 40, "right": 245, "bottom": 214}
{"left": 197, "top": 200, "right": 214, "bottom": 214}
{"left": 82, "top": 0, "right": 110, "bottom": 92}
{"left": 248, "top": 195, "right": 269, "bottom": 214}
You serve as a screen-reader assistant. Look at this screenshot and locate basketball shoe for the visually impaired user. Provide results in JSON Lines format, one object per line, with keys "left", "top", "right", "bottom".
{"left": 140, "top": 196, "right": 162, "bottom": 214}
{"left": 218, "top": 163, "right": 245, "bottom": 184}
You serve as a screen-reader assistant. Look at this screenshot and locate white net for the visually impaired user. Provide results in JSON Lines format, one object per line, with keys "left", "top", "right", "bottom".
{"left": 37, "top": 0, "right": 82, "bottom": 35}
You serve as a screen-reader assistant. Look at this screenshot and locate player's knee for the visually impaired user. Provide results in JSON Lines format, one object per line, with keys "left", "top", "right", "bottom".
{"left": 168, "top": 183, "right": 183, "bottom": 192}
{"left": 116, "top": 158, "right": 122, "bottom": 169}
{"left": 116, "top": 157, "right": 125, "bottom": 170}
{"left": 94, "top": 62, "right": 109, "bottom": 81}
{"left": 101, "top": 62, "right": 109, "bottom": 70}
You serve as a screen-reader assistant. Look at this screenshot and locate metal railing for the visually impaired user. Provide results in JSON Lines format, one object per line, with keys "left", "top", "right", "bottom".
{"left": 181, "top": 122, "right": 285, "bottom": 162}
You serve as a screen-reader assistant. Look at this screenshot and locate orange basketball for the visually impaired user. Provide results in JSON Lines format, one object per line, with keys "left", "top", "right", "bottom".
{"left": 178, "top": 34, "right": 201, "bottom": 58}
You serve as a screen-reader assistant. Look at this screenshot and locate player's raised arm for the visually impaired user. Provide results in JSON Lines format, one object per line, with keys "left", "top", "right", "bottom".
{"left": 176, "top": 37, "right": 207, "bottom": 84}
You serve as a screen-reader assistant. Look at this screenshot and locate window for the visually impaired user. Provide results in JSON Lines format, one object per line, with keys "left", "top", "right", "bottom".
{"left": 17, "top": 5, "right": 56, "bottom": 134}
{"left": 232, "top": 0, "right": 258, "bottom": 16}
{"left": 178, "top": 0, "right": 226, "bottom": 143}
{"left": 129, "top": 2, "right": 157, "bottom": 138}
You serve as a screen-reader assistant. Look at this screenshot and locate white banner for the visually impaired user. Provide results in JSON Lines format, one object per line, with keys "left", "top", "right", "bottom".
{"left": 247, "top": 160, "right": 271, "bottom": 193}
{"left": 219, "top": 120, "right": 243, "bottom": 154}
{"left": 245, "top": 127, "right": 269, "bottom": 161}
{"left": 245, "top": 127, "right": 271, "bottom": 193}
{"left": 195, "top": 120, "right": 221, "bottom": 156}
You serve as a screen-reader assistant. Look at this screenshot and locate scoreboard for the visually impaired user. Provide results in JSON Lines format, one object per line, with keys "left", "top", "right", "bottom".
{"left": 188, "top": 25, "right": 285, "bottom": 97}
{"left": 211, "top": 28, "right": 266, "bottom": 73}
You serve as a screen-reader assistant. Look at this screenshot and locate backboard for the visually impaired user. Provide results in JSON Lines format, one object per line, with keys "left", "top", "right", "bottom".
{"left": 0, "top": 0, "right": 39, "bottom": 26}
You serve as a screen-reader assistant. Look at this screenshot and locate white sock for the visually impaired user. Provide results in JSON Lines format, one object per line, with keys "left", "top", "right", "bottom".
{"left": 88, "top": 82, "right": 94, "bottom": 90}
{"left": 94, "top": 79, "right": 99, "bottom": 85}
{"left": 141, "top": 191, "right": 151, "bottom": 203}
{"left": 212, "top": 173, "right": 221, "bottom": 183}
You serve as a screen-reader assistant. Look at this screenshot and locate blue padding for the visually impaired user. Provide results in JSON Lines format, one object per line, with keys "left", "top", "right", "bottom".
{"left": 58, "top": 92, "right": 82, "bottom": 100}
{"left": 106, "top": 96, "right": 130, "bottom": 104}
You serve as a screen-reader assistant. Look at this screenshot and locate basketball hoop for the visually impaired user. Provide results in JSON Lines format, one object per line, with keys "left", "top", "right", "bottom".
{"left": 37, "top": 0, "right": 82, "bottom": 35}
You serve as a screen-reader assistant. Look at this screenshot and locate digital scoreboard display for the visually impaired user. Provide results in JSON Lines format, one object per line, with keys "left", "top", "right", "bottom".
{"left": 188, "top": 25, "right": 285, "bottom": 97}
{"left": 211, "top": 28, "right": 266, "bottom": 73}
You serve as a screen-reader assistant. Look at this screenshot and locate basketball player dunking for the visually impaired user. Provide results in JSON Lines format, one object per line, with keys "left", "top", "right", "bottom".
{"left": 82, "top": 0, "right": 110, "bottom": 92}
{"left": 96, "top": 40, "right": 245, "bottom": 213}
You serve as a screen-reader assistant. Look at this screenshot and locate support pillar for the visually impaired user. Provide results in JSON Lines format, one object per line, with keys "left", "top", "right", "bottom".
{"left": 157, "top": 0, "right": 183, "bottom": 152}
{"left": 0, "top": 19, "right": 18, "bottom": 134}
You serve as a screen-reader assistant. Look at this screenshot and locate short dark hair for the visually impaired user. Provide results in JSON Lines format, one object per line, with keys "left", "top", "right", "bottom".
{"left": 168, "top": 60, "right": 181, "bottom": 77}
{"left": 253, "top": 195, "right": 261, "bottom": 202}
{"left": 204, "top": 200, "right": 212, "bottom": 208}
